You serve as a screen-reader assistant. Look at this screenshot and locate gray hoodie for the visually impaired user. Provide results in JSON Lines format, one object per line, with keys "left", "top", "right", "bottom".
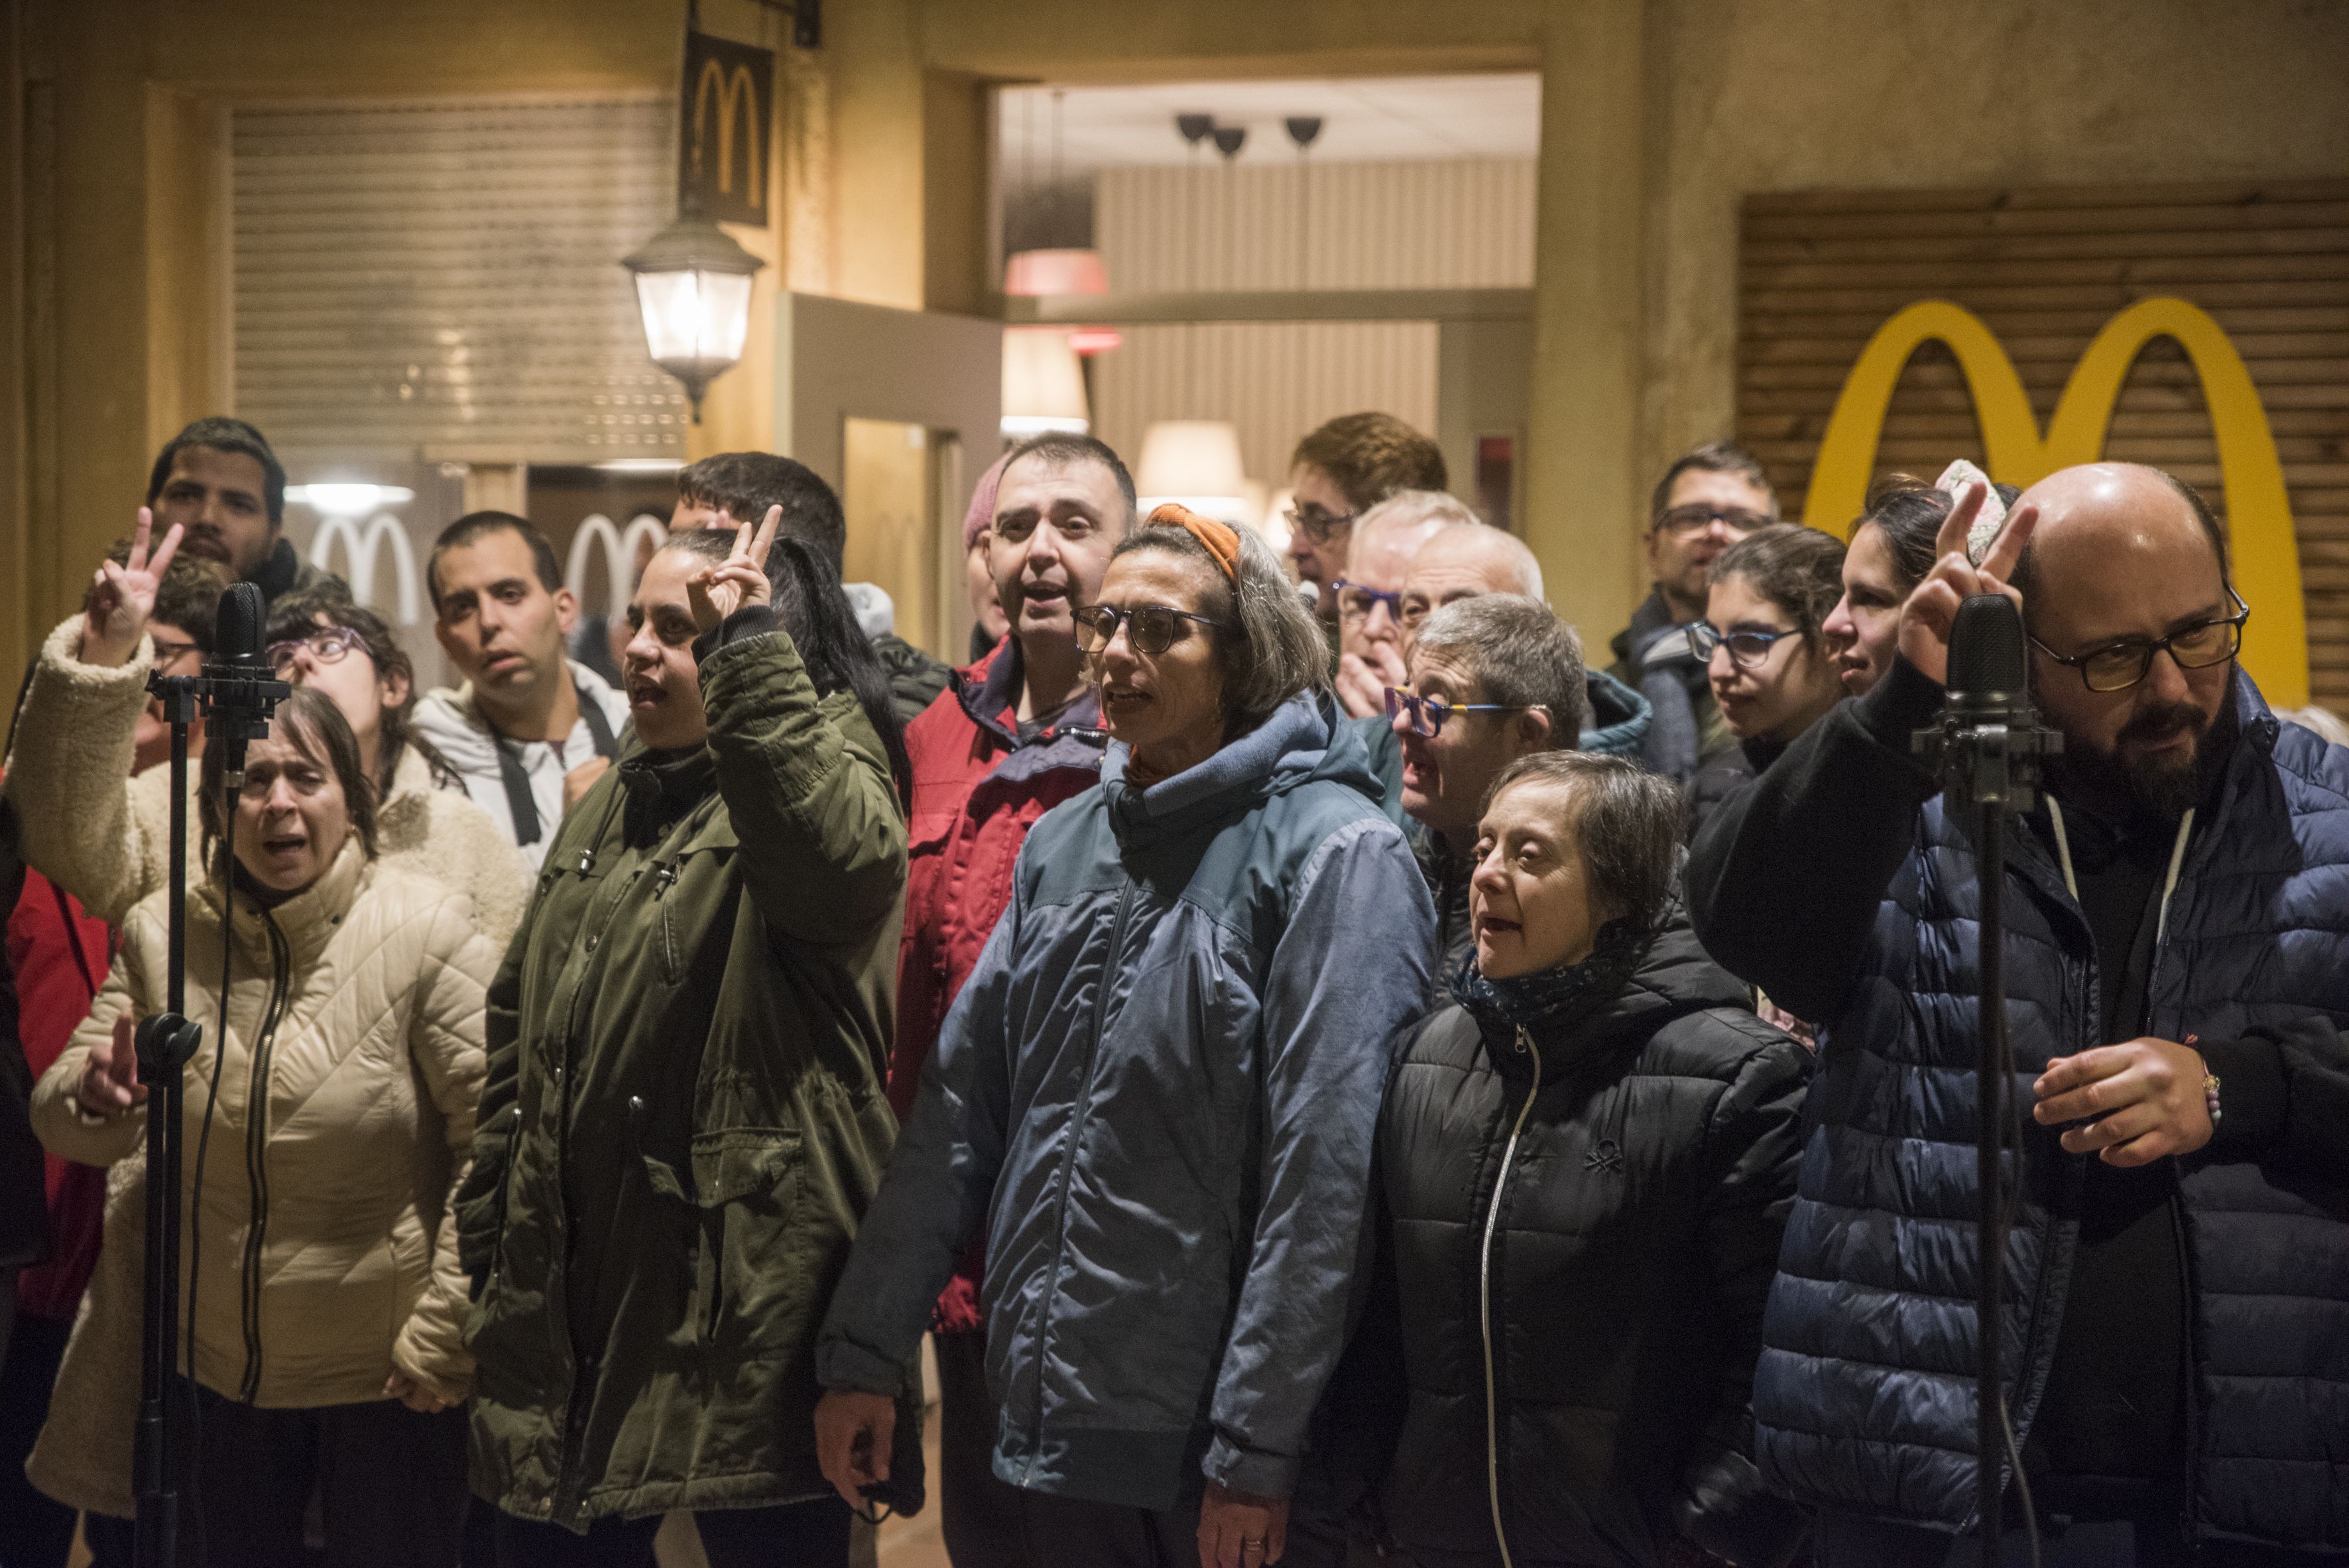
{"left": 410, "top": 660, "right": 631, "bottom": 871}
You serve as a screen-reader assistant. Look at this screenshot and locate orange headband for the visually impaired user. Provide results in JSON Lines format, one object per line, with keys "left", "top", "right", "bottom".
{"left": 1146, "top": 503, "right": 1240, "bottom": 580}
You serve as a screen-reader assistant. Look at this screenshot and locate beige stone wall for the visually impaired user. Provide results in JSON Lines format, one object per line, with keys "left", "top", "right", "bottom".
{"left": 9, "top": 0, "right": 2347, "bottom": 672}
{"left": 1638, "top": 0, "right": 2349, "bottom": 491}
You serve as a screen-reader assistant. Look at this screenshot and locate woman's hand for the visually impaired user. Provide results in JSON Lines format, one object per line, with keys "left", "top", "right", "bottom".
{"left": 1896, "top": 481, "right": 2036, "bottom": 686}
{"left": 1197, "top": 1480, "right": 1289, "bottom": 1567}
{"left": 686, "top": 505, "right": 782, "bottom": 635}
{"left": 76, "top": 1014, "right": 149, "bottom": 1119}
{"left": 81, "top": 507, "right": 184, "bottom": 668}
{"left": 384, "top": 1368, "right": 464, "bottom": 1414}
{"left": 813, "top": 1388, "right": 897, "bottom": 1511}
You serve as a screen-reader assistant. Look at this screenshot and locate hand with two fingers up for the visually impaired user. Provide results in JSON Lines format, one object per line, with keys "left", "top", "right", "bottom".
{"left": 1896, "top": 479, "right": 2038, "bottom": 687}
{"left": 686, "top": 504, "right": 783, "bottom": 636}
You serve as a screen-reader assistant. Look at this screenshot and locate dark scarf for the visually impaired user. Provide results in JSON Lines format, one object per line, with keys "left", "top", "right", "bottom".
{"left": 619, "top": 745, "right": 717, "bottom": 844}
{"left": 1449, "top": 918, "right": 1652, "bottom": 1039}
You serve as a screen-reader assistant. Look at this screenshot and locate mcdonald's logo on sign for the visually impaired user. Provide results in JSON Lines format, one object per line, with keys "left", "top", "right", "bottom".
{"left": 682, "top": 30, "right": 772, "bottom": 226}
{"left": 310, "top": 512, "right": 424, "bottom": 629}
{"left": 1803, "top": 296, "right": 2309, "bottom": 707}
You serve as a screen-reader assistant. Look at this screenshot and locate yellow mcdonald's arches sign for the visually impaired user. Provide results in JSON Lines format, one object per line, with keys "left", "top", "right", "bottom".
{"left": 1801, "top": 296, "right": 2308, "bottom": 707}
{"left": 693, "top": 60, "right": 764, "bottom": 208}
{"left": 682, "top": 30, "right": 772, "bottom": 225}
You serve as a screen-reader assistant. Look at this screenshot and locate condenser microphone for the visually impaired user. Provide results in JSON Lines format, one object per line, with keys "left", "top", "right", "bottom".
{"left": 1947, "top": 594, "right": 2027, "bottom": 723}
{"left": 203, "top": 582, "right": 290, "bottom": 787}
{"left": 1914, "top": 593, "right": 2059, "bottom": 813}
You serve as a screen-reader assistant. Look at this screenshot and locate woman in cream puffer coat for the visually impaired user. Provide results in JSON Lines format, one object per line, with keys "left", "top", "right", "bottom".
{"left": 28, "top": 688, "right": 499, "bottom": 1566}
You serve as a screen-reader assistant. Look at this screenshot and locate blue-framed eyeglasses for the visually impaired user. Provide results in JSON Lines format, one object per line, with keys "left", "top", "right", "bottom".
{"left": 1384, "top": 686, "right": 1543, "bottom": 738}
{"left": 1334, "top": 579, "right": 1405, "bottom": 624}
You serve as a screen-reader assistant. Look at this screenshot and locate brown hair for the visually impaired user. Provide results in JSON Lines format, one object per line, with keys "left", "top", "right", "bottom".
{"left": 1649, "top": 440, "right": 1777, "bottom": 531}
{"left": 199, "top": 685, "right": 379, "bottom": 871}
{"left": 1106, "top": 522, "right": 1332, "bottom": 739}
{"left": 1708, "top": 523, "right": 1847, "bottom": 656}
{"left": 267, "top": 587, "right": 448, "bottom": 794}
{"left": 1290, "top": 412, "right": 1447, "bottom": 513}
{"left": 1484, "top": 751, "right": 1684, "bottom": 934}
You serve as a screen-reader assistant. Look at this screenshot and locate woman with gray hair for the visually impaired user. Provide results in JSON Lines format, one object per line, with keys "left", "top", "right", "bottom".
{"left": 815, "top": 505, "right": 1435, "bottom": 1568}
{"left": 1366, "top": 751, "right": 1811, "bottom": 1568}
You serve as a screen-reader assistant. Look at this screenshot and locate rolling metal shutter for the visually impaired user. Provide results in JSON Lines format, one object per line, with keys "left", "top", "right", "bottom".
{"left": 233, "top": 95, "right": 687, "bottom": 462}
{"left": 1738, "top": 179, "right": 2349, "bottom": 703}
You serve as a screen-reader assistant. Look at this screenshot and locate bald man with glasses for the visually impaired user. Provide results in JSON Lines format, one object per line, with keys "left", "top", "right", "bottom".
{"left": 1689, "top": 463, "right": 2349, "bottom": 1565}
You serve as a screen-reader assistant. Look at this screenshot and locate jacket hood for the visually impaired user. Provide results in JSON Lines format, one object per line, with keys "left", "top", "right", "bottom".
{"left": 411, "top": 658, "right": 621, "bottom": 774}
{"left": 1610, "top": 585, "right": 1679, "bottom": 666}
{"left": 1473, "top": 903, "right": 1750, "bottom": 1083}
{"left": 1102, "top": 690, "right": 1376, "bottom": 849}
{"left": 1581, "top": 668, "right": 1653, "bottom": 758}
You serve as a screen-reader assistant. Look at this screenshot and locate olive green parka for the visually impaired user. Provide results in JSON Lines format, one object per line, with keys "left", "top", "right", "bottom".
{"left": 456, "top": 611, "right": 910, "bottom": 1531}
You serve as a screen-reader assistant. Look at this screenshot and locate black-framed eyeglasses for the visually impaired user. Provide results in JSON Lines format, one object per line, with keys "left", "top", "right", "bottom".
{"left": 1073, "top": 603, "right": 1225, "bottom": 657}
{"left": 2027, "top": 589, "right": 2249, "bottom": 694}
{"left": 1384, "top": 686, "right": 1542, "bottom": 739}
{"left": 1687, "top": 621, "right": 1797, "bottom": 672}
{"left": 1333, "top": 578, "right": 1404, "bottom": 624}
{"left": 150, "top": 634, "right": 203, "bottom": 673}
{"left": 265, "top": 624, "right": 365, "bottom": 678}
{"left": 1284, "top": 505, "right": 1356, "bottom": 546}
{"left": 1655, "top": 503, "right": 1771, "bottom": 540}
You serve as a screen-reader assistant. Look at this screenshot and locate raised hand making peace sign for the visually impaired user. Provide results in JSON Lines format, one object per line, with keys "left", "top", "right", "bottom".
{"left": 1896, "top": 480, "right": 2037, "bottom": 686}
{"left": 81, "top": 506, "right": 186, "bottom": 669}
{"left": 686, "top": 504, "right": 782, "bottom": 636}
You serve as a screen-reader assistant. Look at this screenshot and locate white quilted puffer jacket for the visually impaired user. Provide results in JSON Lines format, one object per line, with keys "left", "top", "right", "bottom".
{"left": 25, "top": 838, "right": 495, "bottom": 1515}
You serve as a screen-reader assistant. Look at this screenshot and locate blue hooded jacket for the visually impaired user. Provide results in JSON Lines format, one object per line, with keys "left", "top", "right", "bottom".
{"left": 817, "top": 692, "right": 1435, "bottom": 1510}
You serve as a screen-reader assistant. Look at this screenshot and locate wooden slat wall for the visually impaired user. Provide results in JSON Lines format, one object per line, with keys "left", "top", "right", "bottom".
{"left": 1737, "top": 180, "right": 2349, "bottom": 703}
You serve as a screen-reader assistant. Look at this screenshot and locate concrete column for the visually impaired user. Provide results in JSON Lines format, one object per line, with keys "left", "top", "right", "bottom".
{"left": 1523, "top": 0, "right": 1647, "bottom": 653}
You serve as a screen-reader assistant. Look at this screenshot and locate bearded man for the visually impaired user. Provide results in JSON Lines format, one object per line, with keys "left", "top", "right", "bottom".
{"left": 1689, "top": 463, "right": 2349, "bottom": 1565}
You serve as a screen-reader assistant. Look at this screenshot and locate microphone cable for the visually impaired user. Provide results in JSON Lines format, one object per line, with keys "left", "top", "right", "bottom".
{"left": 178, "top": 770, "right": 239, "bottom": 1563}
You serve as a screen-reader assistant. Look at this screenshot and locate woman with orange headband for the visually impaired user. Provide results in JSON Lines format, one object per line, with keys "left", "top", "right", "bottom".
{"left": 815, "top": 505, "right": 1437, "bottom": 1568}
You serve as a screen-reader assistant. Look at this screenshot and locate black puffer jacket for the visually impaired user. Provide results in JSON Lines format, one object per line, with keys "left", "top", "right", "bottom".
{"left": 1374, "top": 916, "right": 1811, "bottom": 1568}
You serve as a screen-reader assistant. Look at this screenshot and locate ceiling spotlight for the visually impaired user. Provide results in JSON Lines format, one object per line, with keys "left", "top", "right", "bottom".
{"left": 1211, "top": 125, "right": 1246, "bottom": 160}
{"left": 1175, "top": 113, "right": 1214, "bottom": 147}
{"left": 1284, "top": 117, "right": 1323, "bottom": 151}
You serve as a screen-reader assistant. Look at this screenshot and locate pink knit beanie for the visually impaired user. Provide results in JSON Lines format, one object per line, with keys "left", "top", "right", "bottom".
{"left": 963, "top": 452, "right": 1013, "bottom": 550}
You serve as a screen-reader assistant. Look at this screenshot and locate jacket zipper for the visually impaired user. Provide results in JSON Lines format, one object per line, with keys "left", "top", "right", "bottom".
{"left": 1478, "top": 1024, "right": 1542, "bottom": 1568}
{"left": 236, "top": 913, "right": 294, "bottom": 1402}
{"left": 1022, "top": 879, "right": 1136, "bottom": 1482}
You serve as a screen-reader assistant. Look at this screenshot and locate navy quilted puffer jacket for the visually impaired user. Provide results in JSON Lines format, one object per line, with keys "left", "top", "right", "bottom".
{"left": 1689, "top": 665, "right": 2349, "bottom": 1552}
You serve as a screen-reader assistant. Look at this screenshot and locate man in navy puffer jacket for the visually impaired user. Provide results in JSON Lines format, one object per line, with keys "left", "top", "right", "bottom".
{"left": 1688, "top": 463, "right": 2349, "bottom": 1565}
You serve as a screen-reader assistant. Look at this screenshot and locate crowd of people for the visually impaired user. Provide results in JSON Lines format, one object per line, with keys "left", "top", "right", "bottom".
{"left": 0, "top": 408, "right": 2342, "bottom": 1568}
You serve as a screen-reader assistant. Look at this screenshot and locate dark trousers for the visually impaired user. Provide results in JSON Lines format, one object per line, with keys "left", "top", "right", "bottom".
{"left": 84, "top": 1386, "right": 467, "bottom": 1568}
{"left": 492, "top": 1496, "right": 851, "bottom": 1568}
{"left": 1010, "top": 1489, "right": 1198, "bottom": 1568}
{"left": 1813, "top": 1511, "right": 2330, "bottom": 1568}
{"left": 934, "top": 1328, "right": 1032, "bottom": 1568}
{"left": 0, "top": 1311, "right": 78, "bottom": 1568}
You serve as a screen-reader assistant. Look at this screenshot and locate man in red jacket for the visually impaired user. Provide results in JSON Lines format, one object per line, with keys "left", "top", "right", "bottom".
{"left": 893, "top": 431, "right": 1132, "bottom": 1567}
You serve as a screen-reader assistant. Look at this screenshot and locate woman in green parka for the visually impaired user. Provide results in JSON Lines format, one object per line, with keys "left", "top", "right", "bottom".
{"left": 455, "top": 511, "right": 915, "bottom": 1567}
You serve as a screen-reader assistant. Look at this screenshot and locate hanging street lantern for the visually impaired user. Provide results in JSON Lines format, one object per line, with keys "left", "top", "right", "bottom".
{"left": 622, "top": 210, "right": 764, "bottom": 423}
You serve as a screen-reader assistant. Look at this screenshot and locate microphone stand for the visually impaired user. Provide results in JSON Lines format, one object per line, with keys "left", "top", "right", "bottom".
{"left": 132, "top": 672, "right": 204, "bottom": 1568}
{"left": 1915, "top": 597, "right": 2061, "bottom": 1557}
{"left": 133, "top": 645, "right": 288, "bottom": 1568}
